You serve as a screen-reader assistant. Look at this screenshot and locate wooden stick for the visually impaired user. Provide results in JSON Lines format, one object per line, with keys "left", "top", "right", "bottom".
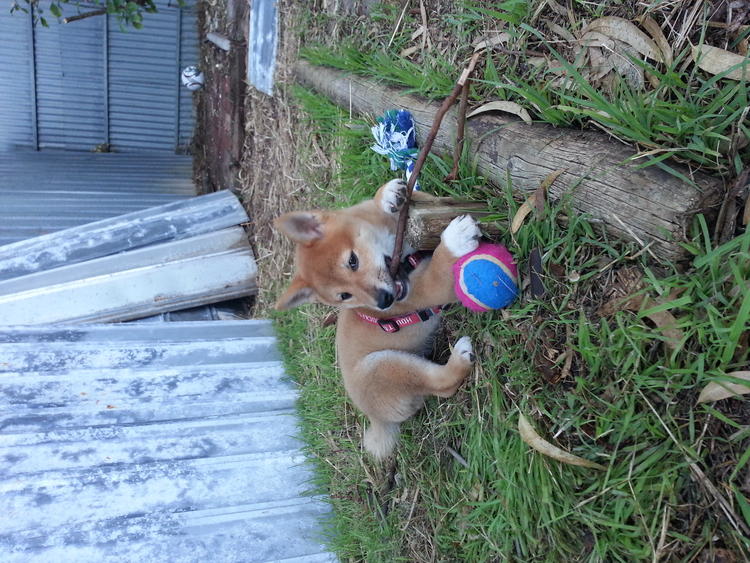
{"left": 444, "top": 80, "right": 470, "bottom": 182}
{"left": 389, "top": 51, "right": 481, "bottom": 277}
{"left": 63, "top": 9, "right": 106, "bottom": 23}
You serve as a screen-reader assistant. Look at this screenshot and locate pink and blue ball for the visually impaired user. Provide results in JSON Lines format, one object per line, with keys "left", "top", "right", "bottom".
{"left": 453, "top": 242, "right": 519, "bottom": 312}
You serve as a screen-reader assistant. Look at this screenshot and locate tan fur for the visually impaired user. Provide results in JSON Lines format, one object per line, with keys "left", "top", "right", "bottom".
{"left": 274, "top": 179, "right": 477, "bottom": 459}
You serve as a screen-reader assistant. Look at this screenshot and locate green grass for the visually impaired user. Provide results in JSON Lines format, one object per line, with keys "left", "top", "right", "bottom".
{"left": 273, "top": 86, "right": 750, "bottom": 561}
{"left": 300, "top": 0, "right": 750, "bottom": 178}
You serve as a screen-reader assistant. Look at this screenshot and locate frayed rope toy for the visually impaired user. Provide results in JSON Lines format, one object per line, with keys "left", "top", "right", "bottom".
{"left": 371, "top": 109, "right": 421, "bottom": 191}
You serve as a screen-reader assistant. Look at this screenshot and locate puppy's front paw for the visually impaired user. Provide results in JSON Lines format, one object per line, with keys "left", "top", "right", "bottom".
{"left": 379, "top": 178, "right": 408, "bottom": 214}
{"left": 441, "top": 215, "right": 480, "bottom": 257}
{"left": 453, "top": 336, "right": 475, "bottom": 363}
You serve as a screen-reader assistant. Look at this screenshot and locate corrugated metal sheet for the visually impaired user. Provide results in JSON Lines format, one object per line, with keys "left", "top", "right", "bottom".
{"left": 248, "top": 0, "right": 279, "bottom": 96}
{"left": 0, "top": 189, "right": 246, "bottom": 280}
{"left": 34, "top": 3, "right": 107, "bottom": 151}
{"left": 0, "top": 227, "right": 257, "bottom": 324}
{"left": 108, "top": 6, "right": 178, "bottom": 152}
{"left": 0, "top": 152, "right": 195, "bottom": 245}
{"left": 0, "top": 7, "right": 35, "bottom": 150}
{"left": 179, "top": 6, "right": 199, "bottom": 149}
{"left": 0, "top": 320, "right": 336, "bottom": 562}
{"left": 0, "top": 1, "right": 198, "bottom": 153}
{"left": 0, "top": 188, "right": 257, "bottom": 324}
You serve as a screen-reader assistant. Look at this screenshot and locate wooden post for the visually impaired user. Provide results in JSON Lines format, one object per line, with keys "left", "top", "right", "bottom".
{"left": 405, "top": 199, "right": 501, "bottom": 250}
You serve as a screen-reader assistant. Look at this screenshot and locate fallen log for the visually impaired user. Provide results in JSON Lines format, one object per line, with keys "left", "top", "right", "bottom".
{"left": 406, "top": 199, "right": 501, "bottom": 250}
{"left": 294, "top": 61, "right": 724, "bottom": 262}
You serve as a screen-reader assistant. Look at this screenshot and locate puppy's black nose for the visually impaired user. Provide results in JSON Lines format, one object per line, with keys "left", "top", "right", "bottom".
{"left": 376, "top": 289, "right": 395, "bottom": 310}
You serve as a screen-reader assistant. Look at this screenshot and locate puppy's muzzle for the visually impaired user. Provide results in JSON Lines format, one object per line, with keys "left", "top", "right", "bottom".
{"left": 376, "top": 289, "right": 395, "bottom": 310}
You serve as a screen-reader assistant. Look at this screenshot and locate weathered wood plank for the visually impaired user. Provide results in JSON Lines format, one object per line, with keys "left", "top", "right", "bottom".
{"left": 294, "top": 61, "right": 724, "bottom": 261}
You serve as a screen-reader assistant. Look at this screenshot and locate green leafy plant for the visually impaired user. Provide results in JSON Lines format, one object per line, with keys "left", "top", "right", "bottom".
{"left": 9, "top": 0, "right": 177, "bottom": 29}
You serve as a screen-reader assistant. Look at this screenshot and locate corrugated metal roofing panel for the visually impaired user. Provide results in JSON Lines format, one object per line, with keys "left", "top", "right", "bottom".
{"left": 0, "top": 320, "right": 336, "bottom": 562}
{"left": 0, "top": 189, "right": 246, "bottom": 280}
{"left": 0, "top": 227, "right": 257, "bottom": 324}
{"left": 0, "top": 152, "right": 195, "bottom": 246}
{"left": 0, "top": 2, "right": 197, "bottom": 153}
{"left": 33, "top": 3, "right": 107, "bottom": 151}
{"left": 248, "top": 0, "right": 278, "bottom": 96}
{"left": 179, "top": 6, "right": 199, "bottom": 149}
{"left": 0, "top": 7, "right": 35, "bottom": 150}
{"left": 108, "top": 7, "right": 180, "bottom": 152}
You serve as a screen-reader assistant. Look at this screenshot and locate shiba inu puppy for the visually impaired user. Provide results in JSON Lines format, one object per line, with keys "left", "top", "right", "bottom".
{"left": 274, "top": 179, "right": 480, "bottom": 459}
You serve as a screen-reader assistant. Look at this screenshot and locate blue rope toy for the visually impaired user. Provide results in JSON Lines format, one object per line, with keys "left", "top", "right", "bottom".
{"left": 371, "top": 109, "right": 420, "bottom": 191}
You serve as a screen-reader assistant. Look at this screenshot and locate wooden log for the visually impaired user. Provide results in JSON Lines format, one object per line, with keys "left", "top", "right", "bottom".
{"left": 406, "top": 199, "right": 501, "bottom": 250}
{"left": 294, "top": 61, "right": 724, "bottom": 262}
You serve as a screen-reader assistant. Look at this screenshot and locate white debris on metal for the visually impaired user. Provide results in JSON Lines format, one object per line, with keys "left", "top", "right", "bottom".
{"left": 0, "top": 190, "right": 248, "bottom": 281}
{"left": 0, "top": 191, "right": 257, "bottom": 325}
{"left": 248, "top": 0, "right": 278, "bottom": 95}
{"left": 0, "top": 320, "right": 336, "bottom": 563}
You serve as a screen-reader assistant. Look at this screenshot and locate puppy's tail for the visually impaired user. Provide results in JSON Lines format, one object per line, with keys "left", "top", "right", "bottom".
{"left": 363, "top": 419, "right": 400, "bottom": 460}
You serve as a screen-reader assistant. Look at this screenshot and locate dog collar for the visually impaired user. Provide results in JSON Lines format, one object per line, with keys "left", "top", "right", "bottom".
{"left": 355, "top": 306, "right": 443, "bottom": 333}
{"left": 355, "top": 251, "right": 440, "bottom": 332}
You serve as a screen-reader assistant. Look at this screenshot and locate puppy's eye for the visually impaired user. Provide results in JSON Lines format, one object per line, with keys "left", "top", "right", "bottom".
{"left": 348, "top": 252, "right": 359, "bottom": 271}
{"left": 339, "top": 292, "right": 352, "bottom": 301}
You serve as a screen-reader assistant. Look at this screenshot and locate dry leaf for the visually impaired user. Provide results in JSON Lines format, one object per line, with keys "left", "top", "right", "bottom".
{"left": 638, "top": 15, "right": 673, "bottom": 66}
{"left": 511, "top": 197, "right": 535, "bottom": 234}
{"left": 400, "top": 45, "right": 419, "bottom": 58}
{"left": 608, "top": 43, "right": 645, "bottom": 89}
{"left": 743, "top": 195, "right": 750, "bottom": 226}
{"left": 641, "top": 299, "right": 684, "bottom": 353}
{"left": 697, "top": 371, "right": 750, "bottom": 403}
{"left": 410, "top": 25, "right": 425, "bottom": 41}
{"left": 692, "top": 45, "right": 750, "bottom": 80}
{"left": 467, "top": 101, "right": 532, "bottom": 124}
{"left": 510, "top": 170, "right": 568, "bottom": 235}
{"left": 587, "top": 46, "right": 614, "bottom": 80}
{"left": 537, "top": 168, "right": 566, "bottom": 212}
{"left": 579, "top": 30, "right": 616, "bottom": 51}
{"left": 473, "top": 32, "right": 511, "bottom": 52}
{"left": 583, "top": 16, "right": 663, "bottom": 62}
{"left": 546, "top": 20, "right": 576, "bottom": 43}
{"left": 518, "top": 413, "right": 606, "bottom": 470}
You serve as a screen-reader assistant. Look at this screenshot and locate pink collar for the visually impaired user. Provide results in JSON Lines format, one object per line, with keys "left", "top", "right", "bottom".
{"left": 355, "top": 306, "right": 443, "bottom": 333}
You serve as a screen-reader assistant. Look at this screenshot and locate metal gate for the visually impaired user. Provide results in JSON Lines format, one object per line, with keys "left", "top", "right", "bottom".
{"left": 0, "top": 1, "right": 198, "bottom": 153}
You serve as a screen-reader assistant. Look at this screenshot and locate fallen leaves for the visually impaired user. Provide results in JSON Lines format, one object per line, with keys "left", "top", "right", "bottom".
{"left": 510, "top": 169, "right": 566, "bottom": 234}
{"left": 581, "top": 16, "right": 664, "bottom": 62}
{"left": 467, "top": 101, "right": 532, "bottom": 124}
{"left": 697, "top": 371, "right": 750, "bottom": 404}
{"left": 692, "top": 44, "right": 750, "bottom": 80}
{"left": 511, "top": 198, "right": 535, "bottom": 234}
{"left": 518, "top": 413, "right": 606, "bottom": 470}
{"left": 597, "top": 268, "right": 687, "bottom": 352}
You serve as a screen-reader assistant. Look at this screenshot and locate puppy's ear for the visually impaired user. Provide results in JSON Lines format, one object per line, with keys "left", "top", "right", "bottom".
{"left": 275, "top": 276, "right": 317, "bottom": 310}
{"left": 274, "top": 212, "right": 324, "bottom": 245}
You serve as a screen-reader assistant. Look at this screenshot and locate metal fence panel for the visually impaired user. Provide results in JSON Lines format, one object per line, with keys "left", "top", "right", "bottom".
{"left": 0, "top": 1, "right": 198, "bottom": 153}
{"left": 0, "top": 8, "right": 35, "bottom": 150}
{"left": 33, "top": 3, "right": 107, "bottom": 150}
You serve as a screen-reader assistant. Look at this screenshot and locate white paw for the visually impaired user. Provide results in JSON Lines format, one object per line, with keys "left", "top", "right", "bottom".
{"left": 441, "top": 215, "right": 480, "bottom": 257}
{"left": 380, "top": 178, "right": 408, "bottom": 214}
{"left": 453, "top": 336, "right": 475, "bottom": 363}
